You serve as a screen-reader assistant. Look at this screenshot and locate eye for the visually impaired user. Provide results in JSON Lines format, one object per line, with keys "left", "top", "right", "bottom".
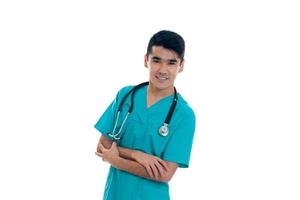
{"left": 168, "top": 62, "right": 176, "bottom": 65}
{"left": 152, "top": 59, "right": 160, "bottom": 63}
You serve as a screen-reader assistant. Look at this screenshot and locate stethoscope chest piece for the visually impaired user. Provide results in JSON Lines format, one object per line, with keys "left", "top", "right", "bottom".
{"left": 159, "top": 123, "right": 169, "bottom": 137}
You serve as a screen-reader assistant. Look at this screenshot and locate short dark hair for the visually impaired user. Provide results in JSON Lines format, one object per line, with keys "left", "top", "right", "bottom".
{"left": 146, "top": 30, "right": 185, "bottom": 62}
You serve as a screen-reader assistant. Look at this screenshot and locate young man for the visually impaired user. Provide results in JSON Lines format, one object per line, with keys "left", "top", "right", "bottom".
{"left": 94, "top": 30, "right": 196, "bottom": 200}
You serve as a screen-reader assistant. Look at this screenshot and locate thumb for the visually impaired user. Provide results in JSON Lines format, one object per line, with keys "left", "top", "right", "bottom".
{"left": 98, "top": 142, "right": 105, "bottom": 152}
{"left": 111, "top": 142, "right": 117, "bottom": 149}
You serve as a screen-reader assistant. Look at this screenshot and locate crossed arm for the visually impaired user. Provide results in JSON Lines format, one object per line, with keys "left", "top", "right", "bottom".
{"left": 95, "top": 135, "right": 178, "bottom": 183}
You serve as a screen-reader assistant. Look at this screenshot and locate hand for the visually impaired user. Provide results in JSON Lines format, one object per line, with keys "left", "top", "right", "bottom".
{"left": 133, "top": 151, "right": 169, "bottom": 179}
{"left": 95, "top": 142, "right": 119, "bottom": 163}
{"left": 97, "top": 136, "right": 113, "bottom": 153}
{"left": 96, "top": 140, "right": 102, "bottom": 153}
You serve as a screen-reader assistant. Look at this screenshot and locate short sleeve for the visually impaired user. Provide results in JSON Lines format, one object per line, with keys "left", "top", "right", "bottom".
{"left": 162, "top": 110, "right": 196, "bottom": 168}
{"left": 94, "top": 99, "right": 117, "bottom": 140}
{"left": 94, "top": 86, "right": 132, "bottom": 141}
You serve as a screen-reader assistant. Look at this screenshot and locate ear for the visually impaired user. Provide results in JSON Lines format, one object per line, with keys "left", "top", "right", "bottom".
{"left": 178, "top": 59, "right": 185, "bottom": 73}
{"left": 144, "top": 55, "right": 149, "bottom": 68}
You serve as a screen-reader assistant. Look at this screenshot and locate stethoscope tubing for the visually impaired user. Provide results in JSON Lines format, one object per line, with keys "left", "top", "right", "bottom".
{"left": 109, "top": 82, "right": 178, "bottom": 141}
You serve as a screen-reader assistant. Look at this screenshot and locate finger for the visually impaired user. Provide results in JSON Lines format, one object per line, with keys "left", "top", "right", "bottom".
{"left": 98, "top": 142, "right": 106, "bottom": 152}
{"left": 157, "top": 159, "right": 169, "bottom": 171}
{"left": 95, "top": 152, "right": 103, "bottom": 157}
{"left": 150, "top": 163, "right": 159, "bottom": 180}
{"left": 154, "top": 160, "right": 166, "bottom": 177}
{"left": 145, "top": 165, "right": 154, "bottom": 178}
{"left": 97, "top": 143, "right": 102, "bottom": 153}
{"left": 110, "top": 142, "right": 117, "bottom": 150}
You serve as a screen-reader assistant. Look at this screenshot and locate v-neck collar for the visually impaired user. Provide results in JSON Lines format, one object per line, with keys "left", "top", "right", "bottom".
{"left": 143, "top": 85, "right": 174, "bottom": 111}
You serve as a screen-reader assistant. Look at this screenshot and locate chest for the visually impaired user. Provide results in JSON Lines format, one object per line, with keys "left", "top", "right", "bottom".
{"left": 116, "top": 108, "right": 175, "bottom": 157}
{"left": 115, "top": 88, "right": 179, "bottom": 157}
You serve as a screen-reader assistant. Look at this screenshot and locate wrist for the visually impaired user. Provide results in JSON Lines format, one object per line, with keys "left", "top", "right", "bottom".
{"left": 132, "top": 150, "right": 144, "bottom": 161}
{"left": 109, "top": 155, "right": 121, "bottom": 169}
{"left": 106, "top": 154, "right": 120, "bottom": 164}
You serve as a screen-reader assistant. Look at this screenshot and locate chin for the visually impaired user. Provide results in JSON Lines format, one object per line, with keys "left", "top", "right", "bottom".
{"left": 150, "top": 78, "right": 172, "bottom": 90}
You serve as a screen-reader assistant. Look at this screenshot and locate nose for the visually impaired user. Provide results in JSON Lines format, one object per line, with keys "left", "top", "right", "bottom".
{"left": 158, "top": 62, "right": 168, "bottom": 74}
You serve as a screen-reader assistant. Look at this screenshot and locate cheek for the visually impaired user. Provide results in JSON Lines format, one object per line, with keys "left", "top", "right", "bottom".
{"left": 149, "top": 65, "right": 159, "bottom": 73}
{"left": 170, "top": 71, "right": 179, "bottom": 79}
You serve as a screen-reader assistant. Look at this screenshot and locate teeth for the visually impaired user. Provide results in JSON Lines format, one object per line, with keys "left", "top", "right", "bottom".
{"left": 156, "top": 75, "right": 167, "bottom": 80}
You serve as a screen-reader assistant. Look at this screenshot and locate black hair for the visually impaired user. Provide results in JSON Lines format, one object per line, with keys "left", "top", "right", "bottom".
{"left": 146, "top": 30, "right": 185, "bottom": 62}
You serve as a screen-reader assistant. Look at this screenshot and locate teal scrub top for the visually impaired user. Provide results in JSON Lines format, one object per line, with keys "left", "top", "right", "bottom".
{"left": 95, "top": 85, "right": 196, "bottom": 200}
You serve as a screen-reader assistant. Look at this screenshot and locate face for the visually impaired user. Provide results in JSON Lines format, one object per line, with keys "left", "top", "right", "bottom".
{"left": 144, "top": 46, "right": 184, "bottom": 91}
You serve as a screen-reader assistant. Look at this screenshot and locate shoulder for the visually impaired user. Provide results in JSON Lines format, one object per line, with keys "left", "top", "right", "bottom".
{"left": 117, "top": 85, "right": 134, "bottom": 96}
{"left": 176, "top": 93, "right": 196, "bottom": 121}
{"left": 114, "top": 85, "right": 134, "bottom": 101}
{"left": 172, "top": 93, "right": 196, "bottom": 135}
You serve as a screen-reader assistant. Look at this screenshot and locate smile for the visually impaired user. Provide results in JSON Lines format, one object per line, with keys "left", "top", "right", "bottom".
{"left": 155, "top": 75, "right": 168, "bottom": 80}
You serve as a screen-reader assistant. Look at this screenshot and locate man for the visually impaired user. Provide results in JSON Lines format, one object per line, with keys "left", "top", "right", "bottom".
{"left": 95, "top": 30, "right": 196, "bottom": 200}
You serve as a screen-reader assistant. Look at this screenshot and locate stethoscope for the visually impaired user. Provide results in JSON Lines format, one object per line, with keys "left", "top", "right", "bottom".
{"left": 108, "top": 81, "right": 178, "bottom": 141}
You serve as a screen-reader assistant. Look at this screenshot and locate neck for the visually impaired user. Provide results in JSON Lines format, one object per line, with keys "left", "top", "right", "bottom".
{"left": 147, "top": 82, "right": 174, "bottom": 99}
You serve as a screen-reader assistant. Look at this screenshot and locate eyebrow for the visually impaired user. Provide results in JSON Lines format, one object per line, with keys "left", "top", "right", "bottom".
{"left": 152, "top": 56, "right": 178, "bottom": 63}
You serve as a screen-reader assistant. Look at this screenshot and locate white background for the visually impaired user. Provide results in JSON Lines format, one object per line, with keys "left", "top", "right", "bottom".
{"left": 0, "top": 0, "right": 300, "bottom": 199}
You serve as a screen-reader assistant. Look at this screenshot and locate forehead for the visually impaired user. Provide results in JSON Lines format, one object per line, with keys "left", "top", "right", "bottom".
{"left": 149, "top": 46, "right": 180, "bottom": 60}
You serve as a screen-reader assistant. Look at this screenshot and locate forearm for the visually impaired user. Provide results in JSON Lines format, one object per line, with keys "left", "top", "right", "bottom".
{"left": 118, "top": 146, "right": 137, "bottom": 160}
{"left": 100, "top": 137, "right": 139, "bottom": 160}
{"left": 98, "top": 136, "right": 173, "bottom": 183}
{"left": 109, "top": 156, "right": 167, "bottom": 183}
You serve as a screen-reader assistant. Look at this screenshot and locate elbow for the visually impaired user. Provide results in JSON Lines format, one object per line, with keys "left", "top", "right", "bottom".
{"left": 153, "top": 161, "right": 178, "bottom": 183}
{"left": 157, "top": 163, "right": 178, "bottom": 183}
{"left": 159, "top": 174, "right": 173, "bottom": 183}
